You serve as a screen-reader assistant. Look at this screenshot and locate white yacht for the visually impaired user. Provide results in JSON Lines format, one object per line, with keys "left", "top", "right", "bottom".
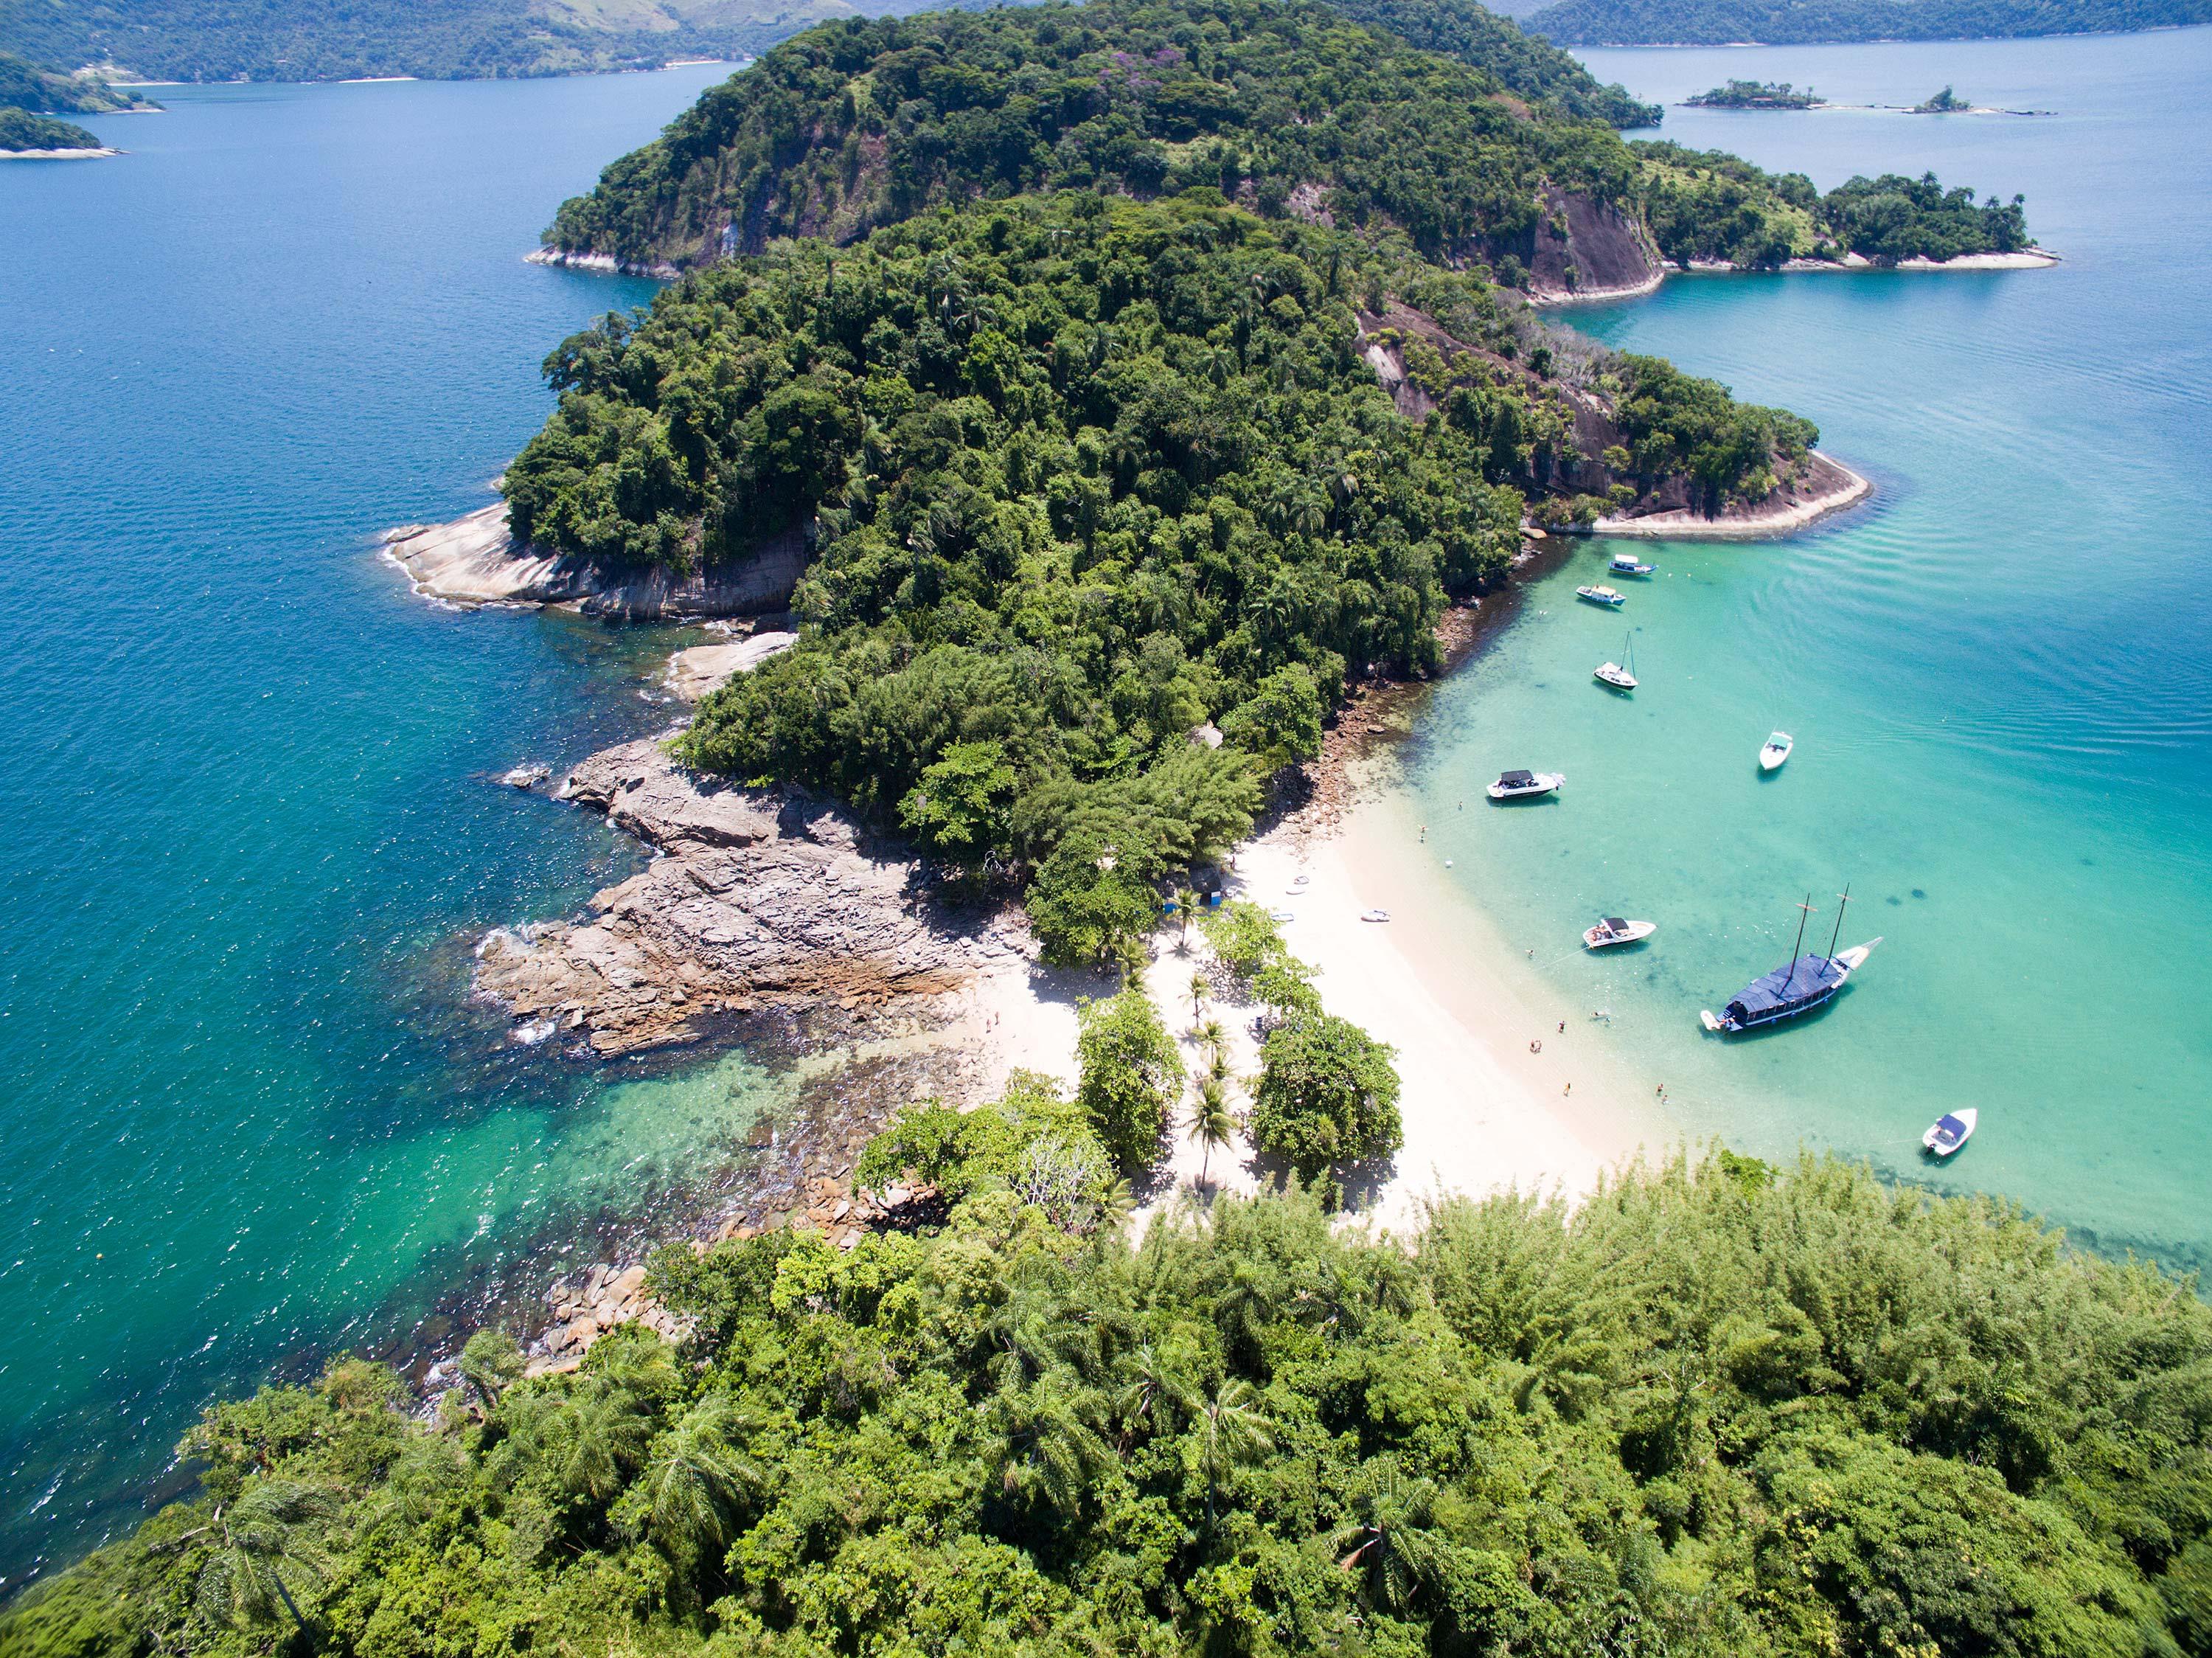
{"left": 1576, "top": 584, "right": 1626, "bottom": 608}
{"left": 1487, "top": 769, "right": 1565, "bottom": 801}
{"left": 1759, "top": 731, "right": 1794, "bottom": 771}
{"left": 1923, "top": 1109, "right": 1978, "bottom": 1158}
{"left": 1583, "top": 917, "right": 1656, "bottom": 948}
{"left": 1594, "top": 634, "right": 1636, "bottom": 691}
{"left": 1608, "top": 552, "right": 1655, "bottom": 577}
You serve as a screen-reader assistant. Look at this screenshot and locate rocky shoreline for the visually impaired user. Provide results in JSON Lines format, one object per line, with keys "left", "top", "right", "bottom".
{"left": 381, "top": 501, "right": 804, "bottom": 620}
{"left": 473, "top": 735, "right": 1030, "bottom": 1058}
{"left": 1593, "top": 449, "right": 1872, "bottom": 539}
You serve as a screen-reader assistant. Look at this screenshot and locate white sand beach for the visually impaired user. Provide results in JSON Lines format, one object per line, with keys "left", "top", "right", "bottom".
{"left": 965, "top": 783, "right": 1655, "bottom": 1232}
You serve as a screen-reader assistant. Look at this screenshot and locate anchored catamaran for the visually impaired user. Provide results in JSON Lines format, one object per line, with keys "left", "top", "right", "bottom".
{"left": 1700, "top": 888, "right": 1882, "bottom": 1033}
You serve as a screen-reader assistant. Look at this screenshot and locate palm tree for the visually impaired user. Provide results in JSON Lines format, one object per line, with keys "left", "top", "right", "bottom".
{"left": 1189, "top": 970, "right": 1210, "bottom": 1024}
{"left": 1176, "top": 889, "right": 1200, "bottom": 948}
{"left": 1194, "top": 1016, "right": 1228, "bottom": 1068}
{"left": 1194, "top": 1377, "right": 1273, "bottom": 1528}
{"left": 990, "top": 1373, "right": 1114, "bottom": 1519}
{"left": 1113, "top": 1341, "right": 1200, "bottom": 1448}
{"left": 1187, "top": 1075, "right": 1236, "bottom": 1190}
{"left": 1328, "top": 1466, "right": 1455, "bottom": 1616}
{"left": 639, "top": 1395, "right": 763, "bottom": 1581}
{"left": 183, "top": 1480, "right": 340, "bottom": 1632}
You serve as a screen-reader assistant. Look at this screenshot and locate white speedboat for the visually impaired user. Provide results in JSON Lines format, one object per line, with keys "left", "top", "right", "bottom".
{"left": 1487, "top": 769, "right": 1565, "bottom": 801}
{"left": 1759, "top": 731, "right": 1794, "bottom": 771}
{"left": 1583, "top": 917, "right": 1656, "bottom": 948}
{"left": 1608, "top": 552, "right": 1655, "bottom": 577}
{"left": 1923, "top": 1108, "right": 1977, "bottom": 1157}
{"left": 1576, "top": 584, "right": 1626, "bottom": 608}
{"left": 1594, "top": 634, "right": 1636, "bottom": 691}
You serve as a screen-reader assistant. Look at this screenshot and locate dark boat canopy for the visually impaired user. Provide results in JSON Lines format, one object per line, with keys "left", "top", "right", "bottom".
{"left": 1498, "top": 770, "right": 1537, "bottom": 788}
{"left": 1604, "top": 918, "right": 1627, "bottom": 932}
{"left": 1726, "top": 954, "right": 1847, "bottom": 1021}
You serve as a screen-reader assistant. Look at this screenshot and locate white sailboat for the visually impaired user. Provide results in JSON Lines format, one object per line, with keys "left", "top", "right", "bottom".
{"left": 1594, "top": 634, "right": 1636, "bottom": 691}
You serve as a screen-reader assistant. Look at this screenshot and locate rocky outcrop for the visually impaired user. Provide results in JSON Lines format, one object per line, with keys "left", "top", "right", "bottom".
{"left": 1523, "top": 188, "right": 1665, "bottom": 303}
{"left": 473, "top": 737, "right": 1022, "bottom": 1056}
{"left": 1595, "top": 448, "right": 1871, "bottom": 538}
{"left": 382, "top": 503, "right": 807, "bottom": 621}
{"left": 666, "top": 629, "right": 797, "bottom": 701}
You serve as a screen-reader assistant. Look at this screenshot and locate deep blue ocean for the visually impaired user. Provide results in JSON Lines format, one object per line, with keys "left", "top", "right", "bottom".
{"left": 0, "top": 66, "right": 787, "bottom": 1586}
{"left": 4, "top": 25, "right": 2210, "bottom": 1592}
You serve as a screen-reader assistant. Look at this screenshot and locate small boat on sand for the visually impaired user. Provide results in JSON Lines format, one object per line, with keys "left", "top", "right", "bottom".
{"left": 1360, "top": 909, "right": 1391, "bottom": 923}
{"left": 1576, "top": 584, "right": 1626, "bottom": 608}
{"left": 1609, "top": 552, "right": 1655, "bottom": 577}
{"left": 1488, "top": 769, "right": 1565, "bottom": 801}
{"left": 1700, "top": 889, "right": 1880, "bottom": 1034}
{"left": 1584, "top": 917, "right": 1656, "bottom": 949}
{"left": 1923, "top": 1109, "right": 1978, "bottom": 1157}
{"left": 1760, "top": 731, "right": 1794, "bottom": 771}
{"left": 1594, "top": 634, "right": 1636, "bottom": 691}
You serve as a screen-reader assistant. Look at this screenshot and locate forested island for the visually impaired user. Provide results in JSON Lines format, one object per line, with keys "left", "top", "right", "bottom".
{"left": 1686, "top": 80, "right": 1824, "bottom": 109}
{"left": 1528, "top": 0, "right": 2211, "bottom": 45}
{"left": 0, "top": 2, "right": 2143, "bottom": 1652}
{"left": 0, "top": 106, "right": 102, "bottom": 150}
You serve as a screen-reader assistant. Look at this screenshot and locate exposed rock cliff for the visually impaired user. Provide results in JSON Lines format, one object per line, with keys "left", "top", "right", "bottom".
{"left": 473, "top": 738, "right": 1025, "bottom": 1057}
{"left": 383, "top": 503, "right": 805, "bottom": 620}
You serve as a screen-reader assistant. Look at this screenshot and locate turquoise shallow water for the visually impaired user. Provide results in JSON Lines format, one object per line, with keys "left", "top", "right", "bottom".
{"left": 0, "top": 68, "right": 796, "bottom": 1584}
{"left": 1411, "top": 32, "right": 2212, "bottom": 1265}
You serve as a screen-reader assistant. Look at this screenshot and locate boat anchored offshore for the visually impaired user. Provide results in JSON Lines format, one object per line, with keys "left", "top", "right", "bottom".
{"left": 1594, "top": 634, "right": 1637, "bottom": 691}
{"left": 1488, "top": 769, "right": 1565, "bottom": 801}
{"left": 1923, "top": 1109, "right": 1978, "bottom": 1158}
{"left": 1584, "top": 917, "right": 1656, "bottom": 949}
{"left": 1609, "top": 552, "right": 1655, "bottom": 577}
{"left": 1576, "top": 584, "right": 1626, "bottom": 608}
{"left": 1760, "top": 731, "right": 1794, "bottom": 771}
{"left": 1700, "top": 888, "right": 1882, "bottom": 1033}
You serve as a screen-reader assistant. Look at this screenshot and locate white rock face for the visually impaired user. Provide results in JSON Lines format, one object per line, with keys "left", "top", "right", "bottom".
{"left": 380, "top": 504, "right": 807, "bottom": 620}
{"left": 665, "top": 631, "right": 797, "bottom": 701}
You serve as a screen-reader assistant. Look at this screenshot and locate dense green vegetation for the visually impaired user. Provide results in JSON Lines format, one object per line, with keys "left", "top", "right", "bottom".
{"left": 0, "top": 103, "right": 97, "bottom": 145}
{"left": 1638, "top": 142, "right": 2031, "bottom": 265}
{"left": 10, "top": 1141, "right": 2212, "bottom": 1657}
{"left": 1315, "top": 0, "right": 1660, "bottom": 128}
{"left": 541, "top": 0, "right": 1653, "bottom": 272}
{"left": 504, "top": 190, "right": 1814, "bottom": 956}
{"left": 1528, "top": 0, "right": 2212, "bottom": 45}
{"left": 1916, "top": 84, "right": 1971, "bottom": 111}
{"left": 0, "top": 49, "right": 153, "bottom": 110}
{"left": 1684, "top": 79, "right": 1823, "bottom": 109}
{"left": 0, "top": 0, "right": 870, "bottom": 84}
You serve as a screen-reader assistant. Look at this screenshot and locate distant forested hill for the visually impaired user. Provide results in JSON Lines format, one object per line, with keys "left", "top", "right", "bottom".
{"left": 1527, "top": 0, "right": 2212, "bottom": 44}
{"left": 0, "top": 46, "right": 153, "bottom": 103}
{"left": 0, "top": 0, "right": 960, "bottom": 83}
{"left": 1321, "top": 0, "right": 1660, "bottom": 125}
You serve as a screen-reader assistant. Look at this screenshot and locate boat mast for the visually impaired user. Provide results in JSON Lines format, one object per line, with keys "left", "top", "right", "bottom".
{"left": 1825, "top": 884, "right": 1851, "bottom": 966}
{"left": 1784, "top": 892, "right": 1814, "bottom": 991}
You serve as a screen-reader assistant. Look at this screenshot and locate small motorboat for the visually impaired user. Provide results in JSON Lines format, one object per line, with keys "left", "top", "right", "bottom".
{"left": 1609, "top": 552, "right": 1655, "bottom": 577}
{"left": 1487, "top": 769, "right": 1565, "bottom": 801}
{"left": 1576, "top": 584, "right": 1626, "bottom": 608}
{"left": 1922, "top": 1108, "right": 1978, "bottom": 1157}
{"left": 1594, "top": 634, "right": 1636, "bottom": 691}
{"left": 1269, "top": 909, "right": 1295, "bottom": 922}
{"left": 1584, "top": 917, "right": 1656, "bottom": 949}
{"left": 1360, "top": 909, "right": 1391, "bottom": 923}
{"left": 1759, "top": 731, "right": 1794, "bottom": 771}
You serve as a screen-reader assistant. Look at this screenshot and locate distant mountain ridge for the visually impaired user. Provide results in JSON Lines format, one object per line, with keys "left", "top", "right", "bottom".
{"left": 1526, "top": 0, "right": 2212, "bottom": 46}
{"left": 0, "top": 0, "right": 961, "bottom": 83}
